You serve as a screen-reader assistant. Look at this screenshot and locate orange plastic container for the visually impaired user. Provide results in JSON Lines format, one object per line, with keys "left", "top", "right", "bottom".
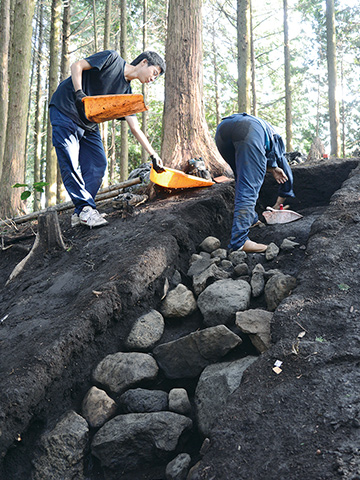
{"left": 83, "top": 94, "right": 148, "bottom": 123}
{"left": 150, "top": 166, "right": 215, "bottom": 189}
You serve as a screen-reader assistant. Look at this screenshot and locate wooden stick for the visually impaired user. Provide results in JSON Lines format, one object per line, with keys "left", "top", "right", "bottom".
{"left": 0, "top": 177, "right": 141, "bottom": 228}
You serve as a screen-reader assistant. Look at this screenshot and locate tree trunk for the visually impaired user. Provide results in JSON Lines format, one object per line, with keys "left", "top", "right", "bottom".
{"left": 45, "top": 0, "right": 62, "bottom": 207}
{"left": 0, "top": 0, "right": 35, "bottom": 218}
{"left": 237, "top": 0, "right": 251, "bottom": 113}
{"left": 101, "top": 0, "right": 112, "bottom": 186}
{"left": 119, "top": 0, "right": 128, "bottom": 181}
{"left": 162, "top": 0, "right": 230, "bottom": 176}
{"left": 0, "top": 0, "right": 11, "bottom": 178}
{"left": 33, "top": 1, "right": 45, "bottom": 212}
{"left": 250, "top": 2, "right": 257, "bottom": 117}
{"left": 283, "top": 0, "right": 293, "bottom": 151}
{"left": 325, "top": 0, "right": 340, "bottom": 157}
{"left": 141, "top": 0, "right": 149, "bottom": 164}
{"left": 92, "top": 0, "right": 98, "bottom": 51}
{"left": 211, "top": 16, "right": 220, "bottom": 126}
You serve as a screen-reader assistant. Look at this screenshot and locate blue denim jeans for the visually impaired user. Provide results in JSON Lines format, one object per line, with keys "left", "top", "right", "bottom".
{"left": 215, "top": 114, "right": 292, "bottom": 250}
{"left": 50, "top": 107, "right": 107, "bottom": 214}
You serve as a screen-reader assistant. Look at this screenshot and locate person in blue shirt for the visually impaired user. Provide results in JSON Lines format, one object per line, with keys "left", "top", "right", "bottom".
{"left": 50, "top": 50, "right": 165, "bottom": 228}
{"left": 215, "top": 113, "right": 295, "bottom": 253}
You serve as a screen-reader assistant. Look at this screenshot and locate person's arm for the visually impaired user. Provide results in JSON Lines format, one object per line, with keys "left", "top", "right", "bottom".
{"left": 125, "top": 115, "right": 165, "bottom": 172}
{"left": 71, "top": 59, "right": 92, "bottom": 92}
{"left": 267, "top": 166, "right": 288, "bottom": 184}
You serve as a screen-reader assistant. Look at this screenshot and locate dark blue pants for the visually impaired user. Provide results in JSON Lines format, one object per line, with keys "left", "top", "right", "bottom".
{"left": 50, "top": 107, "right": 107, "bottom": 214}
{"left": 215, "top": 114, "right": 292, "bottom": 250}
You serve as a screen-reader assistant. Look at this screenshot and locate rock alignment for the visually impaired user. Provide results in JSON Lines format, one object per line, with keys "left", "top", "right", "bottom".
{"left": 31, "top": 234, "right": 299, "bottom": 480}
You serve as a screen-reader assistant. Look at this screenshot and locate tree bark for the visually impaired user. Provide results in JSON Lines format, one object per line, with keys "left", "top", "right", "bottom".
{"left": 33, "top": 1, "right": 45, "bottom": 212}
{"left": 162, "top": 0, "right": 230, "bottom": 176}
{"left": 283, "top": 0, "right": 293, "bottom": 151}
{"left": 0, "top": 0, "right": 35, "bottom": 218}
{"left": 237, "top": 0, "right": 251, "bottom": 113}
{"left": 141, "top": 0, "right": 149, "bottom": 164}
{"left": 45, "top": 0, "right": 62, "bottom": 207}
{"left": 0, "top": 0, "right": 11, "bottom": 178}
{"left": 119, "top": 0, "right": 129, "bottom": 181}
{"left": 325, "top": 0, "right": 340, "bottom": 157}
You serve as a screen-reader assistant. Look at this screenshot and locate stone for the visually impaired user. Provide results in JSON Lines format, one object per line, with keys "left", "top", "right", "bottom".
{"left": 195, "top": 357, "right": 258, "bottom": 437}
{"left": 165, "top": 453, "right": 191, "bottom": 480}
{"left": 197, "top": 279, "right": 251, "bottom": 327}
{"left": 235, "top": 309, "right": 273, "bottom": 353}
{"left": 125, "top": 309, "right": 164, "bottom": 351}
{"left": 265, "top": 273, "right": 297, "bottom": 311}
{"left": 265, "top": 242, "right": 280, "bottom": 261}
{"left": 170, "top": 270, "right": 182, "bottom": 288}
{"left": 92, "top": 352, "right": 159, "bottom": 394}
{"left": 193, "top": 263, "right": 230, "bottom": 296}
{"left": 234, "top": 263, "right": 249, "bottom": 277}
{"left": 280, "top": 238, "right": 300, "bottom": 251}
{"left": 91, "top": 412, "right": 192, "bottom": 473}
{"left": 32, "top": 411, "right": 89, "bottom": 480}
{"left": 119, "top": 388, "right": 168, "bottom": 413}
{"left": 153, "top": 325, "right": 242, "bottom": 379}
{"left": 199, "top": 236, "right": 221, "bottom": 253}
{"left": 82, "top": 386, "right": 117, "bottom": 428}
{"left": 187, "top": 256, "right": 218, "bottom": 278}
{"left": 210, "top": 248, "right": 228, "bottom": 259}
{"left": 228, "top": 250, "right": 247, "bottom": 265}
{"left": 251, "top": 263, "right": 265, "bottom": 298}
{"left": 160, "top": 284, "right": 197, "bottom": 318}
{"left": 168, "top": 388, "right": 191, "bottom": 415}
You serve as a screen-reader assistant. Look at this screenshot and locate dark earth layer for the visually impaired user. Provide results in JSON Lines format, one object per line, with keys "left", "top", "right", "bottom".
{"left": 0, "top": 157, "right": 359, "bottom": 480}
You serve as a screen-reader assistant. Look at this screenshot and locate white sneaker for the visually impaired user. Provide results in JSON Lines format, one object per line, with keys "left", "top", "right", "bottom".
{"left": 72, "top": 210, "right": 107, "bottom": 227}
{"left": 79, "top": 206, "right": 108, "bottom": 228}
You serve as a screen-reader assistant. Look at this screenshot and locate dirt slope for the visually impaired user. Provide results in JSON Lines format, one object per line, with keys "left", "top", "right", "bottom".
{"left": 0, "top": 158, "right": 359, "bottom": 479}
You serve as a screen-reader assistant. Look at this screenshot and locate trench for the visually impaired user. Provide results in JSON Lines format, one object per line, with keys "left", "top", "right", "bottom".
{"left": 1, "top": 158, "right": 359, "bottom": 480}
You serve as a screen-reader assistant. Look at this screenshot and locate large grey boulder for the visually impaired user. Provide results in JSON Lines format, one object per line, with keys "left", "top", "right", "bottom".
{"left": 199, "top": 236, "right": 221, "bottom": 253}
{"left": 91, "top": 412, "right": 192, "bottom": 474}
{"left": 165, "top": 453, "right": 191, "bottom": 480}
{"left": 160, "top": 284, "right": 197, "bottom": 318}
{"left": 235, "top": 309, "right": 273, "bottom": 353}
{"left": 193, "top": 263, "right": 230, "bottom": 295}
{"left": 197, "top": 279, "right": 251, "bottom": 327}
{"left": 195, "top": 357, "right": 258, "bottom": 437}
{"left": 125, "top": 309, "right": 164, "bottom": 350}
{"left": 250, "top": 263, "right": 265, "bottom": 297}
{"left": 92, "top": 352, "right": 159, "bottom": 394}
{"left": 32, "top": 411, "right": 89, "bottom": 480}
{"left": 153, "top": 325, "right": 242, "bottom": 379}
{"left": 265, "top": 273, "right": 297, "bottom": 311}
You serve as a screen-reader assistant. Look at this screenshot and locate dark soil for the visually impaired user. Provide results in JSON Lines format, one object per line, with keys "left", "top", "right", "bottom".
{"left": 0, "top": 157, "right": 359, "bottom": 480}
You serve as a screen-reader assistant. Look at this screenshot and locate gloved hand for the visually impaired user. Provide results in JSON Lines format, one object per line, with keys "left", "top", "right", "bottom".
{"left": 188, "top": 158, "right": 212, "bottom": 180}
{"left": 74, "top": 89, "right": 88, "bottom": 123}
{"left": 150, "top": 154, "right": 165, "bottom": 173}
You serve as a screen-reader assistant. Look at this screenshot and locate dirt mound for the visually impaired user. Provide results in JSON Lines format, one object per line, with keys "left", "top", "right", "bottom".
{"left": 0, "top": 158, "right": 359, "bottom": 479}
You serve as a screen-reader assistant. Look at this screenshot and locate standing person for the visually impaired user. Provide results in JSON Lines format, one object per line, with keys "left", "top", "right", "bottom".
{"left": 215, "top": 112, "right": 295, "bottom": 253}
{"left": 49, "top": 50, "right": 165, "bottom": 228}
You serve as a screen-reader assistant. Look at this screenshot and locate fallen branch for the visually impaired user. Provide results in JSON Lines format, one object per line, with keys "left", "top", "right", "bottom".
{"left": 0, "top": 177, "right": 141, "bottom": 228}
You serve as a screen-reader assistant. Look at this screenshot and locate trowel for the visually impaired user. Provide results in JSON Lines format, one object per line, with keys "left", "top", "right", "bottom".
{"left": 262, "top": 206, "right": 303, "bottom": 225}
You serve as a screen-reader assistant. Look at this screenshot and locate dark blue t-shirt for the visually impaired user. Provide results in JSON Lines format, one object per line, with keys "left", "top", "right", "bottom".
{"left": 50, "top": 50, "right": 132, "bottom": 130}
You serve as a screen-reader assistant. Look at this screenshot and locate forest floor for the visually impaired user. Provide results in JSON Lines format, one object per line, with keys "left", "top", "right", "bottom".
{"left": 0, "top": 157, "right": 359, "bottom": 480}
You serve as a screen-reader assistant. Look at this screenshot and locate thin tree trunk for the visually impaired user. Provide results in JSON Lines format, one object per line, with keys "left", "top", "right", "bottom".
{"left": 237, "top": 0, "right": 251, "bottom": 112}
{"left": 45, "top": 0, "right": 62, "bottom": 207}
{"left": 0, "top": 0, "right": 35, "bottom": 218}
{"left": 92, "top": 0, "right": 99, "bottom": 51}
{"left": 283, "top": 0, "right": 293, "bottom": 151}
{"left": 0, "top": 0, "right": 11, "bottom": 178}
{"left": 57, "top": 0, "right": 71, "bottom": 203}
{"left": 119, "top": 0, "right": 128, "bottom": 181}
{"left": 101, "top": 0, "right": 112, "bottom": 186}
{"left": 250, "top": 1, "right": 257, "bottom": 116}
{"left": 340, "top": 57, "right": 345, "bottom": 158}
{"left": 211, "top": 16, "right": 220, "bottom": 126}
{"left": 325, "top": 0, "right": 340, "bottom": 157}
{"left": 33, "top": 1, "right": 45, "bottom": 212}
{"left": 161, "top": 0, "right": 230, "bottom": 176}
{"left": 141, "top": 0, "right": 149, "bottom": 164}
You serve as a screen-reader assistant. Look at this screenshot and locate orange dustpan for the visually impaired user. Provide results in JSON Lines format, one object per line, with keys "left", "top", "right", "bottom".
{"left": 150, "top": 166, "right": 215, "bottom": 189}
{"left": 83, "top": 94, "right": 148, "bottom": 123}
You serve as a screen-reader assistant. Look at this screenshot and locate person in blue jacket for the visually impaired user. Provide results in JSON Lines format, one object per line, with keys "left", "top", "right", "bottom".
{"left": 215, "top": 113, "right": 295, "bottom": 253}
{"left": 50, "top": 50, "right": 165, "bottom": 228}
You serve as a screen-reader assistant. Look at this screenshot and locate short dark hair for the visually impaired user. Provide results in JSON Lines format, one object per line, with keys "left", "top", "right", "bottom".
{"left": 130, "top": 51, "right": 166, "bottom": 75}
